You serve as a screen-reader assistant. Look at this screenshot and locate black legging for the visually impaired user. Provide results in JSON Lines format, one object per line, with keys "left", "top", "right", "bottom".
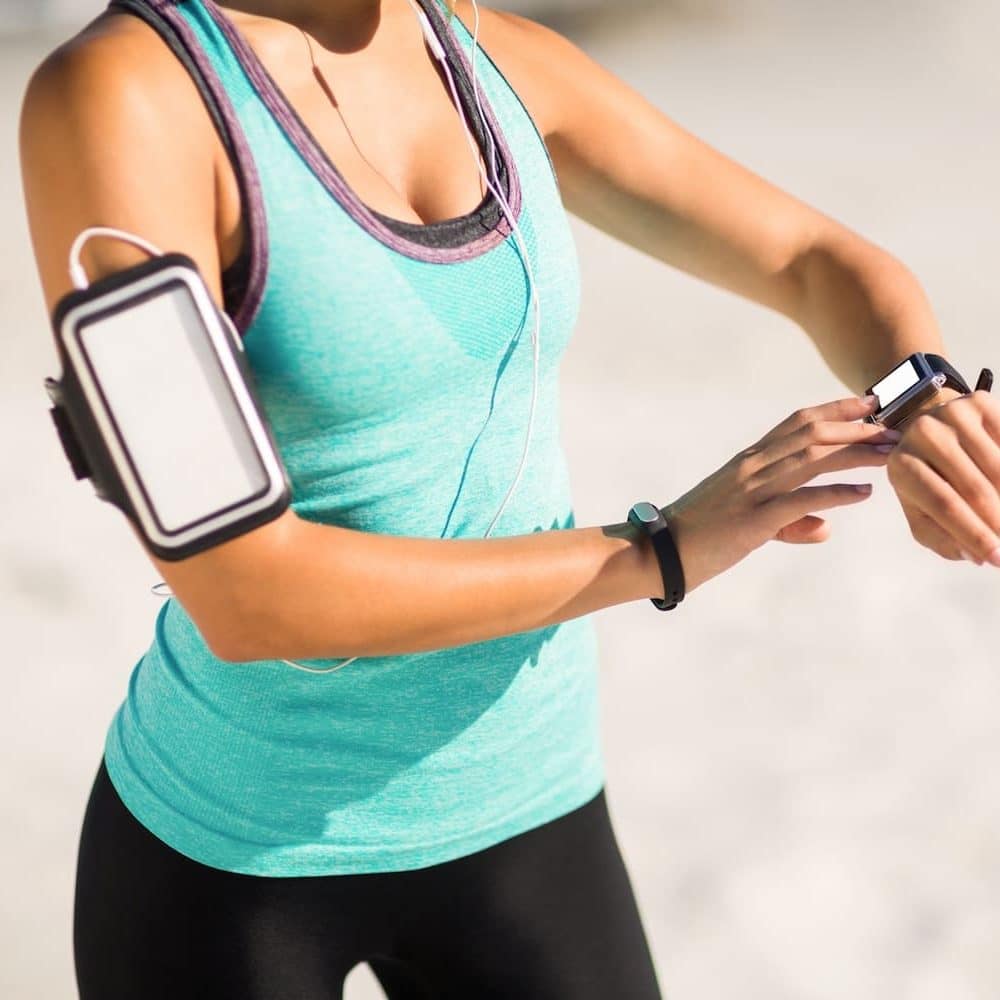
{"left": 74, "top": 758, "right": 663, "bottom": 999}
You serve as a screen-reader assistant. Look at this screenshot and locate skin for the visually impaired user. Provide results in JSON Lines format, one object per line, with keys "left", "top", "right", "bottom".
{"left": 18, "top": 0, "right": 998, "bottom": 661}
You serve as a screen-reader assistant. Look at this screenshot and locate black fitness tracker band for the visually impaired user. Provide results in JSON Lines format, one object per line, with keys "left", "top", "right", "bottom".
{"left": 627, "top": 502, "right": 685, "bottom": 611}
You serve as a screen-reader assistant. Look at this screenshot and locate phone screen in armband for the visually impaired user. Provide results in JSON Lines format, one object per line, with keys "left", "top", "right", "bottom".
{"left": 49, "top": 254, "right": 291, "bottom": 560}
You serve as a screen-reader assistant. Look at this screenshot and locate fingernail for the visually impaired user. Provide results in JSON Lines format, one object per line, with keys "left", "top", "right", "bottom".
{"left": 875, "top": 444, "right": 896, "bottom": 453}
{"left": 988, "top": 547, "right": 1000, "bottom": 568}
{"left": 861, "top": 394, "right": 878, "bottom": 406}
{"left": 880, "top": 428, "right": 903, "bottom": 441}
{"left": 854, "top": 483, "right": 873, "bottom": 494}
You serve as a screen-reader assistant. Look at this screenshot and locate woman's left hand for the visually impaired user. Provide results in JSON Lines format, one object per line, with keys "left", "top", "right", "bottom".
{"left": 886, "top": 390, "right": 1000, "bottom": 565}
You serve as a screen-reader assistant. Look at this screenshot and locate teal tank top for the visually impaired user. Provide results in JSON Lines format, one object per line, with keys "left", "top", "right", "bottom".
{"left": 103, "top": 0, "right": 604, "bottom": 876}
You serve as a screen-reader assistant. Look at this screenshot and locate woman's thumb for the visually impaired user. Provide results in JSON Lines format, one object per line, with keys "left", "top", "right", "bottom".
{"left": 775, "top": 515, "right": 830, "bottom": 544}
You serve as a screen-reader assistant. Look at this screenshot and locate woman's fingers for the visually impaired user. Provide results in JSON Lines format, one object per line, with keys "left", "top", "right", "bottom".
{"left": 774, "top": 514, "right": 830, "bottom": 544}
{"left": 898, "top": 507, "right": 966, "bottom": 562}
{"left": 759, "top": 481, "right": 874, "bottom": 532}
{"left": 748, "top": 440, "right": 893, "bottom": 500}
{"left": 888, "top": 446, "right": 1000, "bottom": 562}
{"left": 754, "top": 394, "right": 880, "bottom": 447}
{"left": 917, "top": 426, "right": 1000, "bottom": 542}
{"left": 879, "top": 391, "right": 1000, "bottom": 564}
{"left": 971, "top": 389, "right": 1000, "bottom": 444}
{"left": 947, "top": 399, "right": 1000, "bottom": 494}
{"left": 745, "top": 408, "right": 898, "bottom": 489}
{"left": 771, "top": 417, "right": 901, "bottom": 456}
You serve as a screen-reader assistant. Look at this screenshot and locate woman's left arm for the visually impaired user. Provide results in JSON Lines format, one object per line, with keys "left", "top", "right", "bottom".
{"left": 464, "top": 4, "right": 1000, "bottom": 563}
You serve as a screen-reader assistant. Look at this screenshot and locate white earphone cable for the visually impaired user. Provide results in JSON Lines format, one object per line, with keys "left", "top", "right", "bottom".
{"left": 68, "top": 227, "right": 165, "bottom": 290}
{"left": 425, "top": 0, "right": 542, "bottom": 541}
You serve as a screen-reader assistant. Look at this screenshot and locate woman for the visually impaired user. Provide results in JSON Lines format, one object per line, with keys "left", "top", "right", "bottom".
{"left": 19, "top": 0, "right": 1000, "bottom": 997}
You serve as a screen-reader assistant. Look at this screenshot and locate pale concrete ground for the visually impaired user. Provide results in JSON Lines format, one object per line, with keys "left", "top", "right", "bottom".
{"left": 3, "top": 1, "right": 1000, "bottom": 997}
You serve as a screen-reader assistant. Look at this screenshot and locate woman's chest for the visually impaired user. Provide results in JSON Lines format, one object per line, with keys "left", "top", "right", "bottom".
{"left": 241, "top": 200, "right": 579, "bottom": 433}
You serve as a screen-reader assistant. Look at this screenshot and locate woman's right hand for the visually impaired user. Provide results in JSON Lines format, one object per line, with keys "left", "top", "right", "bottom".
{"left": 659, "top": 394, "right": 902, "bottom": 593}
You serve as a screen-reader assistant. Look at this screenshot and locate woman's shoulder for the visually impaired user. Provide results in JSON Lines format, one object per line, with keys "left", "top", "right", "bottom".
{"left": 19, "top": 9, "right": 224, "bottom": 320}
{"left": 20, "top": 9, "right": 216, "bottom": 157}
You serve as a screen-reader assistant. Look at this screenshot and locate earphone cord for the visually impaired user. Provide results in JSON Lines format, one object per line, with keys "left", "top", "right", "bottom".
{"left": 426, "top": 0, "right": 541, "bottom": 540}
{"left": 68, "top": 227, "right": 165, "bottom": 290}
{"left": 71, "top": 0, "right": 541, "bottom": 678}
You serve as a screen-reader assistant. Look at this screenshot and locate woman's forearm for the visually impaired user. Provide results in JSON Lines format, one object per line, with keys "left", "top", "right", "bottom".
{"left": 215, "top": 511, "right": 663, "bottom": 662}
{"left": 792, "top": 223, "right": 950, "bottom": 392}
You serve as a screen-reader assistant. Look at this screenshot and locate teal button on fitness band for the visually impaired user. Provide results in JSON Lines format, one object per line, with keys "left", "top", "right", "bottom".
{"left": 627, "top": 501, "right": 686, "bottom": 611}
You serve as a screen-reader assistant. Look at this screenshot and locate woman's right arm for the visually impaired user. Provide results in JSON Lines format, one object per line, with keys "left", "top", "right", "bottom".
{"left": 148, "top": 394, "right": 896, "bottom": 664}
{"left": 19, "top": 14, "right": 266, "bottom": 660}
{"left": 19, "top": 15, "right": 898, "bottom": 666}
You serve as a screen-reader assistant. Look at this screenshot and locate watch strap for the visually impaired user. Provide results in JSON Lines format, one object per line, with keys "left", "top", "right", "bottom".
{"left": 649, "top": 521, "right": 685, "bottom": 610}
{"left": 925, "top": 353, "right": 972, "bottom": 395}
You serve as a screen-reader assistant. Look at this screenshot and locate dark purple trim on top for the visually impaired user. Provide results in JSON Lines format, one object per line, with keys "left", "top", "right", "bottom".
{"left": 199, "top": 0, "right": 523, "bottom": 264}
{"left": 146, "top": 0, "right": 269, "bottom": 336}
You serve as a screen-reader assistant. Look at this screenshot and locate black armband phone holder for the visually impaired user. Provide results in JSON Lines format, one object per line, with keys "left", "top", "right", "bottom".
{"left": 44, "top": 252, "right": 291, "bottom": 561}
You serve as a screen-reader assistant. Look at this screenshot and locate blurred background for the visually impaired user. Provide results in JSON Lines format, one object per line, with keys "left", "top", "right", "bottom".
{"left": 3, "top": 1, "right": 1000, "bottom": 998}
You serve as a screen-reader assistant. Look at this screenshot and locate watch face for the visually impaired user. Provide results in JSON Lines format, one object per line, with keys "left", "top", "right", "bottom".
{"left": 877, "top": 374, "right": 945, "bottom": 428}
{"left": 631, "top": 501, "right": 660, "bottom": 524}
{"left": 871, "top": 357, "right": 922, "bottom": 408}
{"left": 869, "top": 354, "right": 934, "bottom": 409}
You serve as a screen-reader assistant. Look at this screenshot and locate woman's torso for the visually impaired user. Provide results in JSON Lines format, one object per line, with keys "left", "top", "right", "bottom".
{"left": 101, "top": 0, "right": 604, "bottom": 876}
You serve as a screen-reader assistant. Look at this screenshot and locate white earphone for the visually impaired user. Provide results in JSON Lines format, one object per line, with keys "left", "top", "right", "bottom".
{"left": 69, "top": 0, "right": 542, "bottom": 677}
{"left": 407, "top": 0, "right": 448, "bottom": 63}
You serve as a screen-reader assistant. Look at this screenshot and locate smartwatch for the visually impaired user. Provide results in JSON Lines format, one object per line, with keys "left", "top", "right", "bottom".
{"left": 864, "top": 352, "right": 971, "bottom": 429}
{"left": 627, "top": 502, "right": 686, "bottom": 611}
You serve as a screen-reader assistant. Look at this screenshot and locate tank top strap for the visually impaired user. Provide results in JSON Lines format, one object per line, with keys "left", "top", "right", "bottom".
{"left": 144, "top": 0, "right": 262, "bottom": 109}
{"left": 105, "top": 0, "right": 269, "bottom": 332}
